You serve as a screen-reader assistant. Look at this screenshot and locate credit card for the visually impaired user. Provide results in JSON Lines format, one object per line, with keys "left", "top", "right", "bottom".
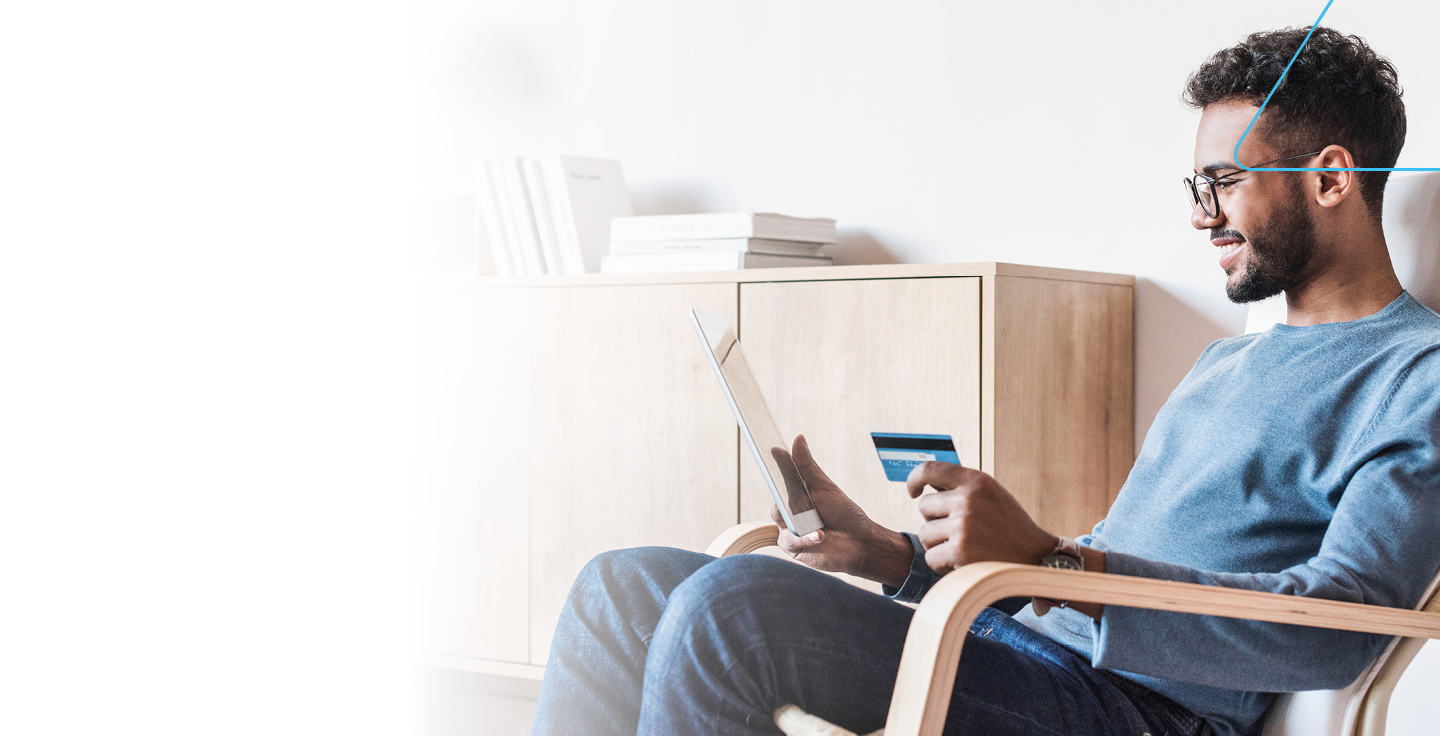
{"left": 871, "top": 432, "right": 959, "bottom": 481}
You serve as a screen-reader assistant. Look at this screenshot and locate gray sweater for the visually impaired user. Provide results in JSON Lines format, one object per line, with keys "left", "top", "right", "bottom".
{"left": 891, "top": 292, "right": 1440, "bottom": 736}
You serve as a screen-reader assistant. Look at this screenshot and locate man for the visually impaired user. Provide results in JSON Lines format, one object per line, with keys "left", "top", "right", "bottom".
{"left": 530, "top": 26, "right": 1440, "bottom": 736}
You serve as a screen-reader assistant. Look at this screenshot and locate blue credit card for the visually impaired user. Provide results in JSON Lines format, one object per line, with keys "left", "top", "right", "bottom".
{"left": 871, "top": 433, "right": 959, "bottom": 481}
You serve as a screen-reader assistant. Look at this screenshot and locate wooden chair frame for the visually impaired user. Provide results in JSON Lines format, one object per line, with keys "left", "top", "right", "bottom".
{"left": 706, "top": 522, "right": 1440, "bottom": 736}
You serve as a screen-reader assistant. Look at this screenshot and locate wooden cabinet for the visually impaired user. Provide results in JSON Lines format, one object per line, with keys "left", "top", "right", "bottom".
{"left": 416, "top": 288, "right": 533, "bottom": 665}
{"left": 986, "top": 275, "right": 1134, "bottom": 537}
{"left": 416, "top": 263, "right": 1134, "bottom": 678}
{"left": 738, "top": 277, "right": 983, "bottom": 540}
{"left": 525, "top": 283, "right": 740, "bottom": 664}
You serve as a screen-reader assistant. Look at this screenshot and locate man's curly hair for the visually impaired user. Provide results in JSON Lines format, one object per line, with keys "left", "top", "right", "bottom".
{"left": 1183, "top": 26, "right": 1405, "bottom": 220}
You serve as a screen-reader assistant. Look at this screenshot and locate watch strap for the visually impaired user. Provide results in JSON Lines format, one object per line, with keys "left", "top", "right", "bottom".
{"left": 1033, "top": 537, "right": 1083, "bottom": 615}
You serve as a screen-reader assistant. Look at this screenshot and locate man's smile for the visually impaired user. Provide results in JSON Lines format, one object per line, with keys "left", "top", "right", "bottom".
{"left": 1212, "top": 230, "right": 1246, "bottom": 268}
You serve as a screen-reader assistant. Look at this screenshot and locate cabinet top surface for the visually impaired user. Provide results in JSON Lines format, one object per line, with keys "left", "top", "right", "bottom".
{"left": 428, "top": 262, "right": 1134, "bottom": 290}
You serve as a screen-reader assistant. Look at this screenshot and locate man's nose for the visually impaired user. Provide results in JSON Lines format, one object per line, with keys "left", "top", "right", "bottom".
{"left": 1191, "top": 203, "right": 1224, "bottom": 231}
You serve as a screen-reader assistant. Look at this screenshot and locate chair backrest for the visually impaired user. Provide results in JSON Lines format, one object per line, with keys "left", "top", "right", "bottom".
{"left": 1256, "top": 171, "right": 1440, "bottom": 736}
{"left": 1259, "top": 572, "right": 1440, "bottom": 736}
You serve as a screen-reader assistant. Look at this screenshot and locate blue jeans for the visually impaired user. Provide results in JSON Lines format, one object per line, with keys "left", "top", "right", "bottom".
{"left": 531, "top": 548, "right": 1208, "bottom": 736}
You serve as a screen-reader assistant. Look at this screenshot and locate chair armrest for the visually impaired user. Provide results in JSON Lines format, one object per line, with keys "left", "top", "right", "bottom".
{"left": 706, "top": 522, "right": 781, "bottom": 557}
{"left": 884, "top": 562, "right": 1440, "bottom": 736}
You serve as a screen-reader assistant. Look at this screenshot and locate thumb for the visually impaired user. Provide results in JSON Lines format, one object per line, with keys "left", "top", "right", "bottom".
{"left": 791, "top": 435, "right": 837, "bottom": 489}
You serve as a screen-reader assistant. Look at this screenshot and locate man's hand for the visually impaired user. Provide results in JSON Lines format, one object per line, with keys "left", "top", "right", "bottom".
{"left": 770, "top": 435, "right": 914, "bottom": 588}
{"left": 905, "top": 462, "right": 1058, "bottom": 575}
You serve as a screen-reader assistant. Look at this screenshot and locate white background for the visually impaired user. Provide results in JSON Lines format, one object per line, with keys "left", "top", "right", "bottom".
{"left": 2, "top": 2, "right": 416, "bottom": 735}
{"left": 419, "top": 0, "right": 1440, "bottom": 731}
{"left": 3, "top": 1, "right": 1437, "bottom": 734}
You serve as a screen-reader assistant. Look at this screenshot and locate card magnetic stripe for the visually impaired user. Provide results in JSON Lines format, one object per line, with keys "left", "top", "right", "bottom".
{"left": 871, "top": 433, "right": 957, "bottom": 452}
{"left": 872, "top": 432, "right": 959, "bottom": 481}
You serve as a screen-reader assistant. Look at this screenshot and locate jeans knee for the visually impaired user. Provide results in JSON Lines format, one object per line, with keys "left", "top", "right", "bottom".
{"left": 659, "top": 554, "right": 805, "bottom": 636}
{"left": 577, "top": 545, "right": 699, "bottom": 585}
{"left": 577, "top": 547, "right": 663, "bottom": 589}
{"left": 645, "top": 554, "right": 825, "bottom": 695}
{"left": 569, "top": 546, "right": 712, "bottom": 617}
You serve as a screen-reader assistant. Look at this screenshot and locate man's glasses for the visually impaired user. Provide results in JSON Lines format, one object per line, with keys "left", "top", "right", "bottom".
{"left": 1183, "top": 151, "right": 1322, "bottom": 218}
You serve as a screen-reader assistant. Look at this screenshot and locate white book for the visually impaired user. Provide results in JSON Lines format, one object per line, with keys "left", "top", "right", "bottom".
{"left": 607, "top": 237, "right": 827, "bottom": 257}
{"left": 610, "top": 213, "right": 837, "bottom": 244}
{"left": 541, "top": 155, "right": 632, "bottom": 274}
{"left": 475, "top": 164, "right": 513, "bottom": 276}
{"left": 487, "top": 160, "right": 530, "bottom": 275}
{"left": 599, "top": 252, "right": 833, "bottom": 274}
{"left": 539, "top": 157, "right": 582, "bottom": 274}
{"left": 538, "top": 158, "right": 581, "bottom": 276}
{"left": 500, "top": 158, "right": 547, "bottom": 275}
{"left": 521, "top": 158, "right": 562, "bottom": 274}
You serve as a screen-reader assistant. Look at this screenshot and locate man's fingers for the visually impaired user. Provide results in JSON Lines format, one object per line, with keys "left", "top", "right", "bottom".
{"left": 775, "top": 527, "right": 824, "bottom": 555}
{"left": 791, "top": 435, "right": 837, "bottom": 488}
{"left": 916, "top": 490, "right": 968, "bottom": 521}
{"left": 905, "top": 461, "right": 969, "bottom": 499}
{"left": 923, "top": 545, "right": 959, "bottom": 576}
{"left": 916, "top": 519, "right": 957, "bottom": 549}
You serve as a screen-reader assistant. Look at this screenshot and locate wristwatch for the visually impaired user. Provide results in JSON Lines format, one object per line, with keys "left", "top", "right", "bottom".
{"left": 1033, "top": 537, "right": 1084, "bottom": 615}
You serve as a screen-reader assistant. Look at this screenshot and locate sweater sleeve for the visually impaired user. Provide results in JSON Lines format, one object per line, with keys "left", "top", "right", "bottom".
{"left": 1091, "top": 394, "right": 1440, "bottom": 691}
{"left": 882, "top": 532, "right": 943, "bottom": 604}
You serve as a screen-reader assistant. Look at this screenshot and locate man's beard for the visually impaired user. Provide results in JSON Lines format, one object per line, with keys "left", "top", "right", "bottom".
{"left": 1223, "top": 185, "right": 1317, "bottom": 304}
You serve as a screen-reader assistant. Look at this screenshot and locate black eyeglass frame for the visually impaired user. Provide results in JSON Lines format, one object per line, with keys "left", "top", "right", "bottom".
{"left": 1183, "top": 151, "right": 1322, "bottom": 218}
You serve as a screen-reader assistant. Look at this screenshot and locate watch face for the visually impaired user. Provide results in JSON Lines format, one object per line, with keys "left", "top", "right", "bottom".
{"left": 1041, "top": 553, "right": 1083, "bottom": 571}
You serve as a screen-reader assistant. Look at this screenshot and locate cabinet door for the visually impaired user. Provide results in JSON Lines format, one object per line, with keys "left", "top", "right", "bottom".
{"left": 527, "top": 284, "right": 740, "bottom": 664}
{"left": 416, "top": 287, "right": 532, "bottom": 664}
{"left": 990, "top": 275, "right": 1134, "bottom": 538}
{"left": 738, "top": 278, "right": 982, "bottom": 556}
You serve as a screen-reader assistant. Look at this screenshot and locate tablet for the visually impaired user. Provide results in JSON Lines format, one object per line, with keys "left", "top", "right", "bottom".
{"left": 690, "top": 309, "right": 823, "bottom": 537}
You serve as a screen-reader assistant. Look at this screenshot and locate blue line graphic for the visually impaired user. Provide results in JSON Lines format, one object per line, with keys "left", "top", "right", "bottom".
{"left": 1233, "top": 0, "right": 1439, "bottom": 172}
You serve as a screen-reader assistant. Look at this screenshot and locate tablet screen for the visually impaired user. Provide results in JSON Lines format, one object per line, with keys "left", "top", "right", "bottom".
{"left": 691, "top": 309, "right": 821, "bottom": 535}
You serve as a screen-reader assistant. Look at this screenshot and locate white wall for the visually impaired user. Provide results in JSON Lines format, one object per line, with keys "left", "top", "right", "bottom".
{"left": 420, "top": 0, "right": 1439, "bottom": 445}
{"left": 419, "top": 0, "right": 1440, "bottom": 732}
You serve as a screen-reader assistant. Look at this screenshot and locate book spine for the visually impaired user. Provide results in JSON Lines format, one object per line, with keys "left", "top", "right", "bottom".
{"left": 599, "top": 252, "right": 745, "bottom": 274}
{"left": 475, "top": 163, "right": 512, "bottom": 276}
{"left": 487, "top": 160, "right": 529, "bottom": 275}
{"left": 521, "top": 158, "right": 562, "bottom": 275}
{"left": 751, "top": 217, "right": 839, "bottom": 244}
{"left": 599, "top": 252, "right": 831, "bottom": 273}
{"left": 607, "top": 238, "right": 826, "bottom": 256}
{"left": 541, "top": 157, "right": 585, "bottom": 274}
{"left": 608, "top": 239, "right": 750, "bottom": 254}
{"left": 501, "top": 158, "right": 546, "bottom": 275}
{"left": 740, "top": 253, "right": 833, "bottom": 268}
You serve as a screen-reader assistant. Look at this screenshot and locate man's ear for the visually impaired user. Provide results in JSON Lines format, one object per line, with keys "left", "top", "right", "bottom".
{"left": 1313, "top": 144, "right": 1357, "bottom": 209}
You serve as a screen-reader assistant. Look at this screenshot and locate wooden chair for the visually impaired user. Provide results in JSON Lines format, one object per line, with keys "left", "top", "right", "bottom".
{"left": 700, "top": 173, "right": 1440, "bottom": 736}
{"left": 706, "top": 522, "right": 1440, "bottom": 736}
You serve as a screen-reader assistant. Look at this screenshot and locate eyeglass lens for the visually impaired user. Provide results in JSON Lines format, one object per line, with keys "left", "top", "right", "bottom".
{"left": 1183, "top": 176, "right": 1217, "bottom": 217}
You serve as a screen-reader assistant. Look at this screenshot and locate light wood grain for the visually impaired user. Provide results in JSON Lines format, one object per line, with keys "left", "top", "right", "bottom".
{"left": 987, "top": 276, "right": 1134, "bottom": 537}
{"left": 706, "top": 522, "right": 1440, "bottom": 736}
{"left": 419, "top": 264, "right": 1135, "bottom": 674}
{"left": 416, "top": 288, "right": 532, "bottom": 664}
{"left": 1355, "top": 577, "right": 1440, "bottom": 735}
{"left": 884, "top": 562, "right": 1440, "bottom": 736}
{"left": 526, "top": 283, "right": 741, "bottom": 665}
{"left": 738, "top": 278, "right": 983, "bottom": 557}
{"left": 706, "top": 521, "right": 782, "bottom": 557}
{"left": 439, "top": 262, "right": 1137, "bottom": 291}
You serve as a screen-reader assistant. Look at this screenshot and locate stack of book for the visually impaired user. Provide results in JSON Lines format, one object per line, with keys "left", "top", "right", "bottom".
{"left": 477, "top": 155, "right": 632, "bottom": 276}
{"left": 600, "top": 213, "right": 837, "bottom": 274}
